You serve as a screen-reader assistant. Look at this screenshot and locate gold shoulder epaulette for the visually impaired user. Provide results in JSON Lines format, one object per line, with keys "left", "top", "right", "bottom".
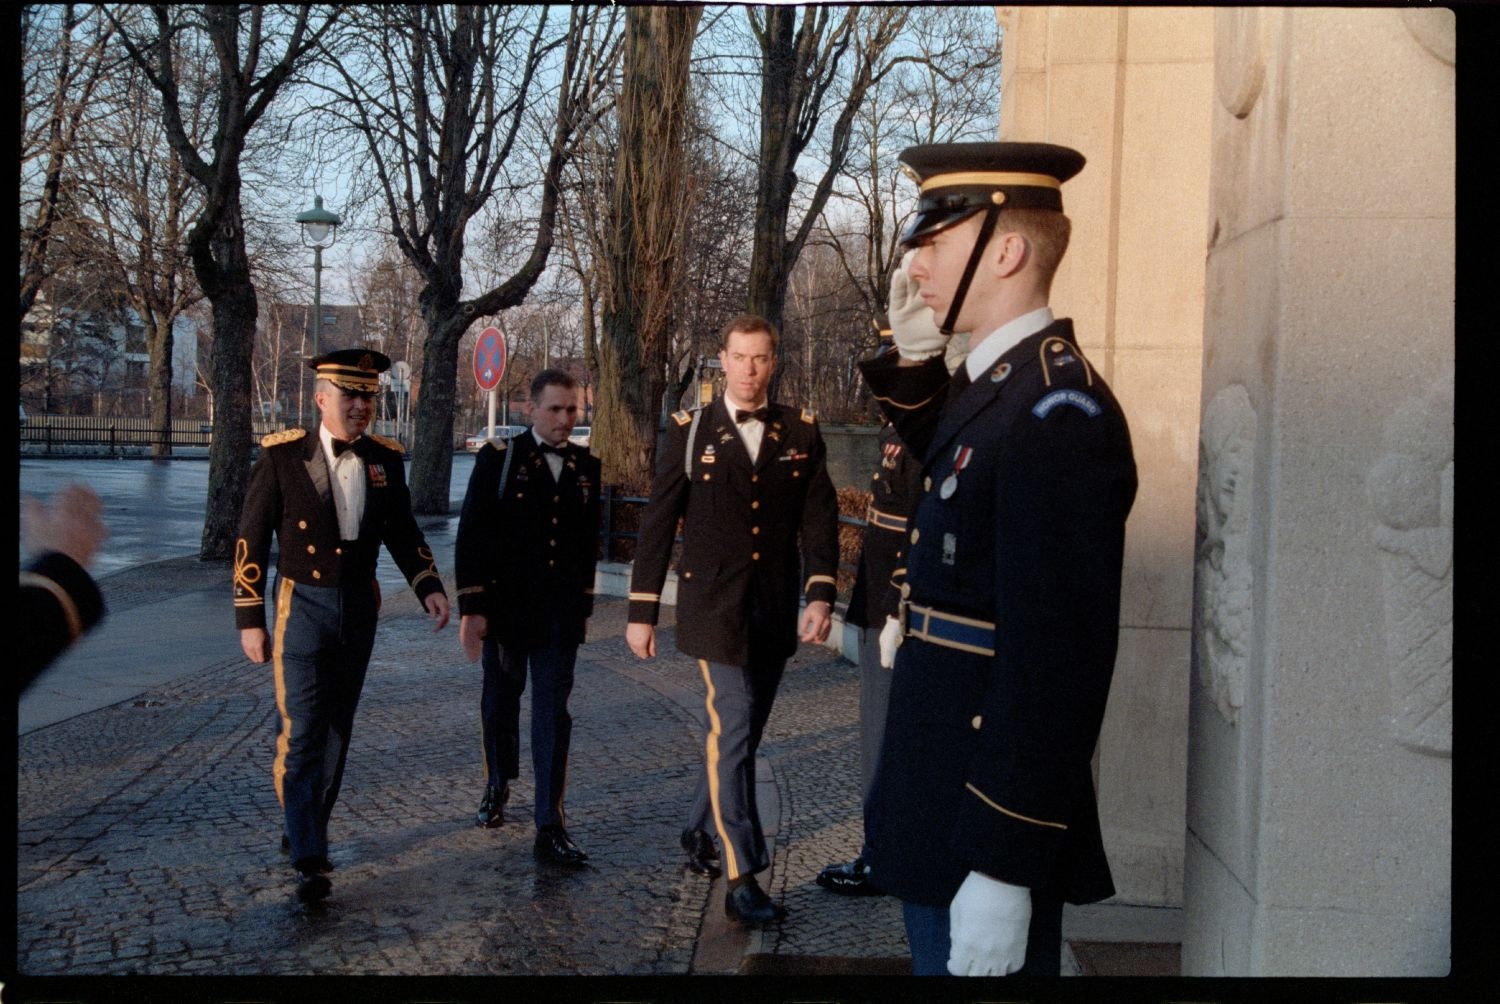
{"left": 672, "top": 410, "right": 692, "bottom": 427}
{"left": 801, "top": 407, "right": 817, "bottom": 424}
{"left": 368, "top": 433, "right": 406, "bottom": 454}
{"left": 260, "top": 428, "right": 307, "bottom": 448}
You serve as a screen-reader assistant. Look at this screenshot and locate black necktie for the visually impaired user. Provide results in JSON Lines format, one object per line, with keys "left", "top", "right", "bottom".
{"left": 736, "top": 407, "right": 771, "bottom": 424}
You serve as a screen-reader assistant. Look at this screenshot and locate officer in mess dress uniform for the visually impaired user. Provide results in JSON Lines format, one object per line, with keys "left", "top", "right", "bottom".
{"left": 234, "top": 349, "right": 450, "bottom": 904}
{"left": 455, "top": 368, "right": 601, "bottom": 868}
{"left": 626, "top": 315, "right": 839, "bottom": 927}
{"left": 857, "top": 143, "right": 1138, "bottom": 975}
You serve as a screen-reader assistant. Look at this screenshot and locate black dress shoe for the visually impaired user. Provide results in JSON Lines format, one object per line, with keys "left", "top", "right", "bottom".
{"left": 476, "top": 783, "right": 508, "bottom": 828}
{"left": 296, "top": 870, "right": 332, "bottom": 904}
{"left": 815, "top": 855, "right": 883, "bottom": 896}
{"left": 293, "top": 854, "right": 334, "bottom": 875}
{"left": 680, "top": 828, "right": 722, "bottom": 878}
{"left": 725, "top": 876, "right": 787, "bottom": 926}
{"left": 534, "top": 825, "right": 588, "bottom": 867}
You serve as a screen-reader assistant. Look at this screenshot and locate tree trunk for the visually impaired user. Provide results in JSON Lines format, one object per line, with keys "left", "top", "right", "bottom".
{"left": 197, "top": 207, "right": 257, "bottom": 560}
{"left": 594, "top": 4, "right": 701, "bottom": 488}
{"left": 406, "top": 292, "right": 467, "bottom": 515}
{"left": 148, "top": 316, "right": 174, "bottom": 458}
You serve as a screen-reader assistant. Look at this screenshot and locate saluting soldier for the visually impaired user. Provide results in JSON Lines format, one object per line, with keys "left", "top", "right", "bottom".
{"left": 626, "top": 314, "right": 839, "bottom": 927}
{"left": 857, "top": 143, "right": 1138, "bottom": 975}
{"left": 235, "top": 349, "right": 450, "bottom": 905}
{"left": 455, "top": 368, "right": 601, "bottom": 868}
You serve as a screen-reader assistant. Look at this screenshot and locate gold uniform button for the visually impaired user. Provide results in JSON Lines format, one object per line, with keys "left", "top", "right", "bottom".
{"left": 552, "top": 517, "right": 559, "bottom": 525}
{"left": 549, "top": 540, "right": 557, "bottom": 547}
{"left": 792, "top": 470, "right": 801, "bottom": 478}
{"left": 752, "top": 552, "right": 761, "bottom": 561}
{"left": 910, "top": 529, "right": 920, "bottom": 544}
{"left": 335, "top": 547, "right": 342, "bottom": 555}
{"left": 924, "top": 476, "right": 933, "bottom": 491}
{"left": 751, "top": 501, "right": 760, "bottom": 509}
{"left": 683, "top": 571, "right": 693, "bottom": 580}
{"left": 703, "top": 473, "right": 712, "bottom": 481}
{"left": 971, "top": 715, "right": 982, "bottom": 730}
{"left": 751, "top": 474, "right": 758, "bottom": 483}
{"left": 307, "top": 545, "right": 316, "bottom": 554}
{"left": 298, "top": 520, "right": 308, "bottom": 529}
{"left": 554, "top": 495, "right": 560, "bottom": 503}
{"left": 312, "top": 570, "right": 322, "bottom": 580}
{"left": 752, "top": 526, "right": 760, "bottom": 535}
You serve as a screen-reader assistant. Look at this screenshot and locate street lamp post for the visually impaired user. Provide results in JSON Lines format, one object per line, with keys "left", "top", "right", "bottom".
{"left": 296, "top": 195, "right": 342, "bottom": 360}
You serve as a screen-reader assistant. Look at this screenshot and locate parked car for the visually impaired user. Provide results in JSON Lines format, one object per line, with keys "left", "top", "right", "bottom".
{"left": 569, "top": 426, "right": 591, "bottom": 448}
{"left": 464, "top": 425, "right": 525, "bottom": 451}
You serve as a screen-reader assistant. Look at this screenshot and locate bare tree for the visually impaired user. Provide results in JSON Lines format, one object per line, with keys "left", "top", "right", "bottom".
{"left": 590, "top": 4, "right": 703, "bottom": 487}
{"left": 20, "top": 4, "right": 118, "bottom": 323}
{"left": 736, "top": 5, "right": 915, "bottom": 341}
{"left": 109, "top": 4, "right": 341, "bottom": 558}
{"left": 67, "top": 30, "right": 212, "bottom": 455}
{"left": 311, "top": 5, "right": 621, "bottom": 513}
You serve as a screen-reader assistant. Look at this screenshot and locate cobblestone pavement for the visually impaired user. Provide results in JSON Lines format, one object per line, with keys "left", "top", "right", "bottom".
{"left": 15, "top": 579, "right": 907, "bottom": 977}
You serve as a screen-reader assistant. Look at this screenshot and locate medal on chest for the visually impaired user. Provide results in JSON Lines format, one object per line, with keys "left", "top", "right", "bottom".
{"left": 367, "top": 463, "right": 388, "bottom": 488}
{"left": 940, "top": 445, "right": 972, "bottom": 499}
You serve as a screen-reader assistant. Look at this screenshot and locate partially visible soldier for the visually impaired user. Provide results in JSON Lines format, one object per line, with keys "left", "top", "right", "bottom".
{"left": 235, "top": 349, "right": 450, "bottom": 905}
{"left": 19, "top": 483, "right": 109, "bottom": 689}
{"left": 815, "top": 317, "right": 928, "bottom": 898}
{"left": 455, "top": 368, "right": 601, "bottom": 868}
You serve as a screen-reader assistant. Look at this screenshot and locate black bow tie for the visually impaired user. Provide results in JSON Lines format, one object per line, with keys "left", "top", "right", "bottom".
{"left": 735, "top": 407, "right": 771, "bottom": 424}
{"left": 538, "top": 441, "right": 565, "bottom": 455}
{"left": 332, "top": 437, "right": 364, "bottom": 458}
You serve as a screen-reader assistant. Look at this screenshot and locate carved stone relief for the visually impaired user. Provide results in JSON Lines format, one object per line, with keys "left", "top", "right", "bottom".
{"left": 1365, "top": 374, "right": 1453, "bottom": 755}
{"left": 1214, "top": 7, "right": 1276, "bottom": 119}
{"left": 1194, "top": 385, "right": 1256, "bottom": 725}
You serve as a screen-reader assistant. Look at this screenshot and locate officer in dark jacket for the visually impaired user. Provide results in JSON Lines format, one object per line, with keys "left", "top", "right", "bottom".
{"left": 235, "top": 349, "right": 450, "bottom": 904}
{"left": 455, "top": 368, "right": 601, "bottom": 868}
{"left": 626, "top": 314, "right": 839, "bottom": 926}
{"left": 857, "top": 143, "right": 1137, "bottom": 975}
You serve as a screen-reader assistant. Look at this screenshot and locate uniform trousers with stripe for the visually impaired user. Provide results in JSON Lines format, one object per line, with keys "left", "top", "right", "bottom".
{"left": 272, "top": 573, "right": 378, "bottom": 868}
{"left": 479, "top": 619, "right": 578, "bottom": 829}
{"left": 687, "top": 649, "right": 787, "bottom": 882}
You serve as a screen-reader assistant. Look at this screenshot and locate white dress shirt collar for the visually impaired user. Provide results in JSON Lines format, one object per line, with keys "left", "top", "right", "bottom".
{"left": 964, "top": 306, "right": 1055, "bottom": 382}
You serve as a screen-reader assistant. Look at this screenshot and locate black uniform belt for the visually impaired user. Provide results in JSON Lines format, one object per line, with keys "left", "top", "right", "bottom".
{"left": 899, "top": 600, "right": 996, "bottom": 656}
{"left": 866, "top": 506, "right": 908, "bottom": 532}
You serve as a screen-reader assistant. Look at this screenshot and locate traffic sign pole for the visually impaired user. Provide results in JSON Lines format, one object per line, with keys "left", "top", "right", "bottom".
{"left": 473, "top": 325, "right": 507, "bottom": 445}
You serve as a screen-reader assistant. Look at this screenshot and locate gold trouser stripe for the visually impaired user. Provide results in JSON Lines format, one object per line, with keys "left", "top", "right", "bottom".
{"left": 271, "top": 577, "right": 295, "bottom": 807}
{"left": 698, "top": 659, "right": 741, "bottom": 881}
{"left": 965, "top": 782, "right": 1068, "bottom": 830}
{"left": 920, "top": 170, "right": 1062, "bottom": 192}
{"left": 20, "top": 571, "right": 83, "bottom": 642}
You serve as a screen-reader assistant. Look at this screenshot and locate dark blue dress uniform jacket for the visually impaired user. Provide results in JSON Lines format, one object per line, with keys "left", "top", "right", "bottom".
{"left": 858, "top": 319, "right": 1137, "bottom": 907}
{"left": 20, "top": 551, "right": 105, "bottom": 689}
{"left": 453, "top": 436, "right": 602, "bottom": 648}
{"left": 628, "top": 398, "right": 840, "bottom": 668}
{"left": 233, "top": 429, "right": 444, "bottom": 629}
{"left": 846, "top": 422, "right": 923, "bottom": 630}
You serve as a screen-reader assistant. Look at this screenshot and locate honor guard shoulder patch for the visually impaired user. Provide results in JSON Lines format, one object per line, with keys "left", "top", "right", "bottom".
{"left": 260, "top": 428, "right": 307, "bottom": 448}
{"left": 672, "top": 410, "right": 692, "bottom": 427}
{"left": 368, "top": 434, "right": 406, "bottom": 454}
{"left": 801, "top": 408, "right": 817, "bottom": 424}
{"left": 1032, "top": 388, "right": 1103, "bottom": 419}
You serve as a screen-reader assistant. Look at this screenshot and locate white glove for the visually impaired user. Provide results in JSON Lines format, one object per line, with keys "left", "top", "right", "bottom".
{"left": 889, "top": 250, "right": 948, "bottom": 361}
{"left": 944, "top": 330, "right": 971, "bottom": 375}
{"left": 877, "top": 615, "right": 902, "bottom": 668}
{"left": 948, "top": 871, "right": 1032, "bottom": 976}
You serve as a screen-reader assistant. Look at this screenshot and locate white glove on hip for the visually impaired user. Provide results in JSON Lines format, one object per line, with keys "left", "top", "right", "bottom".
{"left": 948, "top": 870, "right": 1032, "bottom": 976}
{"left": 889, "top": 250, "right": 948, "bottom": 361}
{"left": 877, "top": 614, "right": 902, "bottom": 669}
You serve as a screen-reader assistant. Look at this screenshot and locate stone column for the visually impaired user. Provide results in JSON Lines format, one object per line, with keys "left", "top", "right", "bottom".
{"left": 996, "top": 5, "right": 1214, "bottom": 908}
{"left": 1184, "top": 8, "right": 1453, "bottom": 975}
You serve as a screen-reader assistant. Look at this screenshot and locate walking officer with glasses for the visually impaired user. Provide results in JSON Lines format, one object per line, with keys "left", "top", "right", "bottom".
{"left": 857, "top": 143, "right": 1137, "bottom": 976}
{"left": 235, "top": 349, "right": 450, "bottom": 905}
